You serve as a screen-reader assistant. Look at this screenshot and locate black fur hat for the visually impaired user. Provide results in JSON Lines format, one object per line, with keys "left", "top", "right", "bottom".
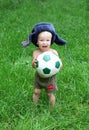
{"left": 22, "top": 22, "right": 66, "bottom": 47}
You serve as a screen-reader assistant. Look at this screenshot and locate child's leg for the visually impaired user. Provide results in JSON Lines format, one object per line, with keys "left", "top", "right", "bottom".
{"left": 33, "top": 88, "right": 41, "bottom": 104}
{"left": 47, "top": 93, "right": 55, "bottom": 107}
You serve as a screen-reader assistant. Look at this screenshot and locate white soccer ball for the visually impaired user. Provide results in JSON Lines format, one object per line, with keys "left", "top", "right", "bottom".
{"left": 36, "top": 51, "right": 62, "bottom": 78}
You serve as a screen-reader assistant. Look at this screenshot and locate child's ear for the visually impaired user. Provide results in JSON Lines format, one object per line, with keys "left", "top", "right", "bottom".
{"left": 36, "top": 41, "right": 39, "bottom": 45}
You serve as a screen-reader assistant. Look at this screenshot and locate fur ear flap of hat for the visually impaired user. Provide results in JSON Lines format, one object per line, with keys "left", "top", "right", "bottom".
{"left": 54, "top": 33, "right": 66, "bottom": 45}
{"left": 21, "top": 22, "right": 66, "bottom": 47}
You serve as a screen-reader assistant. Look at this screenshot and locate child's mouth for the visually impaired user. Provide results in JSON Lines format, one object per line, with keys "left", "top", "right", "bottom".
{"left": 42, "top": 46, "right": 47, "bottom": 48}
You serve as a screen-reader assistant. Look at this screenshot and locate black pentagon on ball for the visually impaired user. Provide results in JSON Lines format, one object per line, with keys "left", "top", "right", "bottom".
{"left": 36, "top": 61, "right": 39, "bottom": 68}
{"left": 55, "top": 61, "right": 60, "bottom": 68}
{"left": 43, "top": 67, "right": 51, "bottom": 74}
{"left": 43, "top": 55, "right": 51, "bottom": 62}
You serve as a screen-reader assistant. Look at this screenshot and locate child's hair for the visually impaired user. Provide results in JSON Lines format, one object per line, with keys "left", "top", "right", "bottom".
{"left": 21, "top": 22, "right": 66, "bottom": 47}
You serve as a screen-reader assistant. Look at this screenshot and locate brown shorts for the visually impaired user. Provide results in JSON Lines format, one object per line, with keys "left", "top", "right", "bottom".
{"left": 34, "top": 72, "right": 58, "bottom": 93}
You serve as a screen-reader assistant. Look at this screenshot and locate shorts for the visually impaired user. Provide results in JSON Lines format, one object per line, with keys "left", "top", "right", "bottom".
{"left": 34, "top": 72, "right": 58, "bottom": 93}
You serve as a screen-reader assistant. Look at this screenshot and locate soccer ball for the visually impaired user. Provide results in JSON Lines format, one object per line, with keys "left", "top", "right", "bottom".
{"left": 36, "top": 51, "right": 62, "bottom": 78}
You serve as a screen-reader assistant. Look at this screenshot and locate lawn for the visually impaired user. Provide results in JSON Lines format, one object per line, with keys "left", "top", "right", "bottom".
{"left": 0, "top": 0, "right": 89, "bottom": 130}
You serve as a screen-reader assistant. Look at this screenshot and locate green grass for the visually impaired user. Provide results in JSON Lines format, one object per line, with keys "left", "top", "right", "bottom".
{"left": 0, "top": 0, "right": 89, "bottom": 130}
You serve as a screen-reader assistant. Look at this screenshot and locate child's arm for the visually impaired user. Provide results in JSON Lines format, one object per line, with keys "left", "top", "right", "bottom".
{"left": 59, "top": 58, "right": 63, "bottom": 70}
{"left": 52, "top": 49, "right": 63, "bottom": 70}
{"left": 32, "top": 51, "right": 37, "bottom": 68}
{"left": 32, "top": 58, "right": 37, "bottom": 68}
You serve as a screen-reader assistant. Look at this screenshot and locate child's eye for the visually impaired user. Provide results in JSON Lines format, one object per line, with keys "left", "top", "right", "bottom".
{"left": 40, "top": 39, "right": 43, "bottom": 41}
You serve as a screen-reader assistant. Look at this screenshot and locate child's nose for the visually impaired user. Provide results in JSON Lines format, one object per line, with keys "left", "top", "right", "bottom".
{"left": 43, "top": 41, "right": 46, "bottom": 44}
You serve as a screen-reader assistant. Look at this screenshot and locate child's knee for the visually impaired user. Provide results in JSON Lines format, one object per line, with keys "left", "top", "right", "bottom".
{"left": 47, "top": 93, "right": 51, "bottom": 98}
{"left": 47, "top": 93, "right": 55, "bottom": 107}
{"left": 34, "top": 88, "right": 41, "bottom": 95}
{"left": 47, "top": 93, "right": 55, "bottom": 100}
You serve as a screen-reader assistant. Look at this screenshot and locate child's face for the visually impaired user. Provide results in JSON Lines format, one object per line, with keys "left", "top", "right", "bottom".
{"left": 37, "top": 31, "right": 52, "bottom": 52}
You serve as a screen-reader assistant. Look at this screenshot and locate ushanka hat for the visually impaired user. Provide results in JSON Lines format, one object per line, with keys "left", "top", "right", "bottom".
{"left": 21, "top": 22, "right": 66, "bottom": 47}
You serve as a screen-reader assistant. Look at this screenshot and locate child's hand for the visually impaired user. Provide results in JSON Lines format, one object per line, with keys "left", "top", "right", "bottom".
{"left": 32, "top": 58, "right": 37, "bottom": 68}
{"left": 59, "top": 58, "right": 63, "bottom": 70}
